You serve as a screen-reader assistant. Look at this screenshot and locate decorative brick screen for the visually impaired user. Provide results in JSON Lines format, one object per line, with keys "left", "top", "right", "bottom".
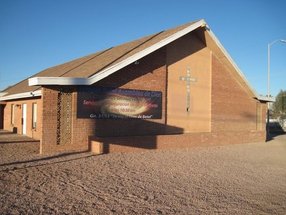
{"left": 56, "top": 88, "right": 73, "bottom": 145}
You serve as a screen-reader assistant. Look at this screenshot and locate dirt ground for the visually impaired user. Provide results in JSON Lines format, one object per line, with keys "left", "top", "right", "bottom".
{"left": 0, "top": 132, "right": 286, "bottom": 214}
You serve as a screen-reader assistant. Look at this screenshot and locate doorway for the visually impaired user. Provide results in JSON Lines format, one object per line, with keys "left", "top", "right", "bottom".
{"left": 22, "top": 104, "right": 27, "bottom": 135}
{"left": 0, "top": 104, "right": 4, "bottom": 129}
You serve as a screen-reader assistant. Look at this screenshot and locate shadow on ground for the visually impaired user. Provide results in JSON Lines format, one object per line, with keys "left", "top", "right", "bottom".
{"left": 0, "top": 150, "right": 95, "bottom": 172}
{"left": 267, "top": 122, "right": 286, "bottom": 141}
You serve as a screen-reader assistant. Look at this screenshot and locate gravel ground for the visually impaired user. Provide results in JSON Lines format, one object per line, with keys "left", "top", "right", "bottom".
{"left": 0, "top": 133, "right": 286, "bottom": 214}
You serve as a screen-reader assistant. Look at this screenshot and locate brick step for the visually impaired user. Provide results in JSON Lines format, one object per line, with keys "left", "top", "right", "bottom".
{"left": 89, "top": 131, "right": 265, "bottom": 154}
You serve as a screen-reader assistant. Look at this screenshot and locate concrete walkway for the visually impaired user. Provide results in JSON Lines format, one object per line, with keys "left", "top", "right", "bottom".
{"left": 0, "top": 129, "right": 39, "bottom": 143}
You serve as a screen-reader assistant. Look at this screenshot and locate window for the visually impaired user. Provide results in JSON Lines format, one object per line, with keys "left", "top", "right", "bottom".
{"left": 32, "top": 103, "right": 37, "bottom": 129}
{"left": 11, "top": 104, "right": 15, "bottom": 125}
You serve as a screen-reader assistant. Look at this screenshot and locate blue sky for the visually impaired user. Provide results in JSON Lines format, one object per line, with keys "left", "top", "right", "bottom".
{"left": 0, "top": 0, "right": 285, "bottom": 97}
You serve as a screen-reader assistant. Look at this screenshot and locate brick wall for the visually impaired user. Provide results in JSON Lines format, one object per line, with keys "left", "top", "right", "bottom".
{"left": 211, "top": 54, "right": 266, "bottom": 133}
{"left": 3, "top": 97, "right": 42, "bottom": 140}
{"left": 40, "top": 48, "right": 168, "bottom": 154}
{"left": 40, "top": 33, "right": 267, "bottom": 154}
{"left": 88, "top": 49, "right": 267, "bottom": 154}
{"left": 91, "top": 130, "right": 266, "bottom": 153}
{"left": 91, "top": 48, "right": 167, "bottom": 137}
{"left": 41, "top": 87, "right": 92, "bottom": 153}
{"left": 166, "top": 33, "right": 211, "bottom": 133}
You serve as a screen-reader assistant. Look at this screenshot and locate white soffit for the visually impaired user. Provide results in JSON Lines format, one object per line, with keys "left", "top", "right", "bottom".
{"left": 28, "top": 77, "right": 89, "bottom": 86}
{"left": 0, "top": 90, "right": 42, "bottom": 101}
{"left": 0, "top": 92, "right": 8, "bottom": 97}
{"left": 256, "top": 95, "right": 275, "bottom": 102}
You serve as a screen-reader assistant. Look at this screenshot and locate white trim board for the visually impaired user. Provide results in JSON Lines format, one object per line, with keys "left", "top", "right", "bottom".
{"left": 0, "top": 90, "right": 42, "bottom": 101}
{"left": 29, "top": 77, "right": 88, "bottom": 86}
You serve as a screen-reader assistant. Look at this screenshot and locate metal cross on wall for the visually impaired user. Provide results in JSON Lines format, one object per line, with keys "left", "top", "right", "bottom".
{"left": 179, "top": 67, "right": 197, "bottom": 112}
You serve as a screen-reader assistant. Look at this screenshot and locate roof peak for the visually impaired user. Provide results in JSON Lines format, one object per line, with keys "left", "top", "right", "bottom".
{"left": 1, "top": 19, "right": 271, "bottom": 102}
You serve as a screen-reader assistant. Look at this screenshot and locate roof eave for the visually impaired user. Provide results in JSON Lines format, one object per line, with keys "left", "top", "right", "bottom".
{"left": 28, "top": 19, "right": 207, "bottom": 86}
{"left": 204, "top": 26, "right": 259, "bottom": 98}
{"left": 24, "top": 19, "right": 264, "bottom": 104}
{"left": 0, "top": 90, "right": 42, "bottom": 101}
{"left": 0, "top": 92, "right": 8, "bottom": 97}
{"left": 29, "top": 77, "right": 89, "bottom": 86}
{"left": 256, "top": 95, "right": 275, "bottom": 102}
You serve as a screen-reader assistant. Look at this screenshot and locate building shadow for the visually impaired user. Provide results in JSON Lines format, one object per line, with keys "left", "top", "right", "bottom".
{"left": 0, "top": 151, "right": 94, "bottom": 172}
{"left": 91, "top": 120, "right": 184, "bottom": 153}
{"left": 0, "top": 130, "right": 14, "bottom": 135}
{"left": 0, "top": 140, "right": 40, "bottom": 144}
{"left": 0, "top": 129, "right": 39, "bottom": 144}
{"left": 76, "top": 44, "right": 189, "bottom": 153}
{"left": 267, "top": 121, "right": 286, "bottom": 141}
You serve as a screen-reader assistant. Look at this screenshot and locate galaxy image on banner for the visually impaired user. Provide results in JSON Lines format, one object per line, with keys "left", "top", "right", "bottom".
{"left": 77, "top": 87, "right": 162, "bottom": 119}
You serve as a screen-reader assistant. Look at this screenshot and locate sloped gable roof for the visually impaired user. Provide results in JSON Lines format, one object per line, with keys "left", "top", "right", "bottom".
{"left": 1, "top": 21, "right": 198, "bottom": 98}
{"left": 0, "top": 19, "right": 272, "bottom": 102}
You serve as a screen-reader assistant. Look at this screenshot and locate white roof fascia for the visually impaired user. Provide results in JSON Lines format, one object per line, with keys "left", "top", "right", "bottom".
{"left": 28, "top": 19, "right": 206, "bottom": 86}
{"left": 256, "top": 95, "right": 275, "bottom": 102}
{"left": 88, "top": 19, "right": 206, "bottom": 84}
{"left": 0, "top": 92, "right": 8, "bottom": 97}
{"left": 0, "top": 90, "right": 42, "bottom": 101}
{"left": 204, "top": 25, "right": 260, "bottom": 99}
{"left": 29, "top": 77, "right": 89, "bottom": 86}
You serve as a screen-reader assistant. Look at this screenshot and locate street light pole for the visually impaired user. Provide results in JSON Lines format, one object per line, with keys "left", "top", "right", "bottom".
{"left": 267, "top": 43, "right": 271, "bottom": 98}
{"left": 267, "top": 39, "right": 286, "bottom": 97}
{"left": 267, "top": 39, "right": 286, "bottom": 139}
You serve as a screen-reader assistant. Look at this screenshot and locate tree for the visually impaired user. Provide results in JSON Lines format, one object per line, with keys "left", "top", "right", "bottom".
{"left": 273, "top": 90, "right": 286, "bottom": 119}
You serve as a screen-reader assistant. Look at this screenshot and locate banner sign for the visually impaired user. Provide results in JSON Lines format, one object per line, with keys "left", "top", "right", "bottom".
{"left": 77, "top": 87, "right": 162, "bottom": 119}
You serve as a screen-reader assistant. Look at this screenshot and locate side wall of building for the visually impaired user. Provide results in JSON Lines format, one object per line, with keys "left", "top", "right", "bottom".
{"left": 211, "top": 54, "right": 267, "bottom": 137}
{"left": 91, "top": 48, "right": 168, "bottom": 137}
{"left": 92, "top": 33, "right": 267, "bottom": 153}
{"left": 166, "top": 33, "right": 212, "bottom": 133}
{"left": 41, "top": 86, "right": 92, "bottom": 153}
{"left": 41, "top": 48, "right": 169, "bottom": 154}
{"left": 40, "top": 30, "right": 267, "bottom": 154}
{"left": 3, "top": 97, "right": 42, "bottom": 140}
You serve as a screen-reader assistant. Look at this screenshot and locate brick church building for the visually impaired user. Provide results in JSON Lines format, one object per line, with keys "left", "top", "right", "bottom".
{"left": 0, "top": 20, "right": 272, "bottom": 154}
